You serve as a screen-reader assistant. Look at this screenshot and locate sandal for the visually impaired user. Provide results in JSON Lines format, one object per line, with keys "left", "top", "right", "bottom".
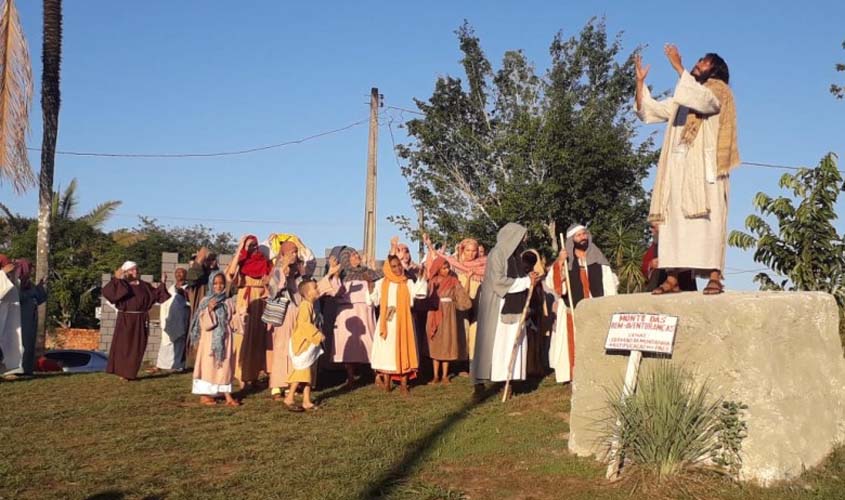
{"left": 703, "top": 279, "right": 724, "bottom": 295}
{"left": 651, "top": 277, "right": 680, "bottom": 295}
{"left": 303, "top": 404, "right": 320, "bottom": 411}
{"left": 284, "top": 401, "right": 305, "bottom": 413}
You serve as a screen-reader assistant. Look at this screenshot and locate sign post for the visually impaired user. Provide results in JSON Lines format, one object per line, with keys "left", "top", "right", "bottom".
{"left": 604, "top": 312, "right": 678, "bottom": 480}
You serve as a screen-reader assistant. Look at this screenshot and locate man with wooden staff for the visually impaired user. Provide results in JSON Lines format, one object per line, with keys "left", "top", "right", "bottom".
{"left": 545, "top": 224, "right": 618, "bottom": 384}
{"left": 471, "top": 223, "right": 540, "bottom": 396}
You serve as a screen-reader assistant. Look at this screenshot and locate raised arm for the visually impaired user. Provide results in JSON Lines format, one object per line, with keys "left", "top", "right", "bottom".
{"left": 635, "top": 53, "right": 675, "bottom": 123}
{"left": 665, "top": 44, "right": 720, "bottom": 114}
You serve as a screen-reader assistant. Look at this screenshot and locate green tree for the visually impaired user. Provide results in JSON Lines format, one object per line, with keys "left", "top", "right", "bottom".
{"left": 112, "top": 217, "right": 236, "bottom": 274}
{"left": 832, "top": 40, "right": 844, "bottom": 99}
{"left": 728, "top": 153, "right": 845, "bottom": 302}
{"left": 8, "top": 218, "right": 121, "bottom": 328}
{"left": 393, "top": 18, "right": 657, "bottom": 261}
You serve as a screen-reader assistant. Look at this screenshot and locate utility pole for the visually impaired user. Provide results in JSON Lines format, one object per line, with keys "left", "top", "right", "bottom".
{"left": 362, "top": 87, "right": 381, "bottom": 266}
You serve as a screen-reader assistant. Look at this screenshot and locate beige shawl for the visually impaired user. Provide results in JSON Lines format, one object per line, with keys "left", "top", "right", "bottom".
{"left": 648, "top": 79, "right": 740, "bottom": 223}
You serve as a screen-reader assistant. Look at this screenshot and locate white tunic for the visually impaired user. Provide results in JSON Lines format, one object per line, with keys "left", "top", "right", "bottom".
{"left": 544, "top": 264, "right": 618, "bottom": 383}
{"left": 488, "top": 276, "right": 531, "bottom": 382}
{"left": 156, "top": 284, "right": 190, "bottom": 370}
{"left": 0, "top": 271, "right": 23, "bottom": 375}
{"left": 638, "top": 71, "right": 729, "bottom": 271}
{"left": 369, "top": 279, "right": 427, "bottom": 373}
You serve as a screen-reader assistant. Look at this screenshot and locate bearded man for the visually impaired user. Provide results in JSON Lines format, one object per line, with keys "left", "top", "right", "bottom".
{"left": 636, "top": 45, "right": 740, "bottom": 295}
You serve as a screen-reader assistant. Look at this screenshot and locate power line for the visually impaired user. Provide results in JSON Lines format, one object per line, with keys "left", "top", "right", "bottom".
{"left": 111, "top": 213, "right": 354, "bottom": 228}
{"left": 385, "top": 105, "right": 424, "bottom": 116}
{"left": 25, "top": 118, "right": 369, "bottom": 159}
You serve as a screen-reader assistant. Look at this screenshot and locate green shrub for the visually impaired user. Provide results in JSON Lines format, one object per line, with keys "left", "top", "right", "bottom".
{"left": 603, "top": 362, "right": 746, "bottom": 479}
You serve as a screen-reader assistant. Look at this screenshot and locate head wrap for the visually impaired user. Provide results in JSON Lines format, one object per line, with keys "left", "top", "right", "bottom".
{"left": 189, "top": 271, "right": 229, "bottom": 364}
{"left": 378, "top": 258, "right": 418, "bottom": 375}
{"left": 564, "top": 223, "right": 610, "bottom": 269}
{"left": 235, "top": 234, "right": 272, "bottom": 279}
{"left": 426, "top": 256, "right": 460, "bottom": 339}
{"left": 337, "top": 246, "right": 383, "bottom": 282}
{"left": 16, "top": 259, "right": 33, "bottom": 289}
{"left": 121, "top": 261, "right": 138, "bottom": 272}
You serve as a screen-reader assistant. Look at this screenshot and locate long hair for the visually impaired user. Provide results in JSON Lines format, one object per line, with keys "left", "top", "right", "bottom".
{"left": 705, "top": 53, "right": 729, "bottom": 84}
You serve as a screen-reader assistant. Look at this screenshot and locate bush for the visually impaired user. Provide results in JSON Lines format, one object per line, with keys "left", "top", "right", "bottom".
{"left": 603, "top": 362, "right": 746, "bottom": 480}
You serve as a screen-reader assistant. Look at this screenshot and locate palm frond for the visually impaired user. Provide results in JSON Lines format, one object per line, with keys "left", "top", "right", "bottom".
{"left": 111, "top": 229, "right": 146, "bottom": 247}
{"left": 0, "top": 0, "right": 34, "bottom": 193}
{"left": 79, "top": 199, "right": 120, "bottom": 229}
{"left": 58, "top": 177, "right": 78, "bottom": 219}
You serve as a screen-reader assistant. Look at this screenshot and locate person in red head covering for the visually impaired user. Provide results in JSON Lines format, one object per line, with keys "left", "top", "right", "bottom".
{"left": 425, "top": 256, "right": 472, "bottom": 385}
{"left": 225, "top": 234, "right": 272, "bottom": 389}
{"left": 423, "top": 234, "right": 487, "bottom": 374}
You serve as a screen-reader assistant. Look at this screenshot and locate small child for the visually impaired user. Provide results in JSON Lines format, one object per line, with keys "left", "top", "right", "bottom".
{"left": 284, "top": 279, "right": 325, "bottom": 411}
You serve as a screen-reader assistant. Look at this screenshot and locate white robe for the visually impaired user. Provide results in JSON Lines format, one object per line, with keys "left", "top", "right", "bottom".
{"left": 368, "top": 278, "right": 427, "bottom": 373}
{"left": 487, "top": 276, "right": 531, "bottom": 382}
{"left": 156, "top": 284, "right": 190, "bottom": 370}
{"left": 0, "top": 271, "right": 23, "bottom": 375}
{"left": 638, "top": 71, "right": 729, "bottom": 271}
{"left": 544, "top": 264, "right": 618, "bottom": 383}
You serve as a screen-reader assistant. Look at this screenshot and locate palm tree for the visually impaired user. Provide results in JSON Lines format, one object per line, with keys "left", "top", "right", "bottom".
{"left": 606, "top": 223, "right": 648, "bottom": 294}
{"left": 51, "top": 178, "right": 121, "bottom": 229}
{"left": 35, "top": 0, "right": 62, "bottom": 350}
{"left": 0, "top": 0, "right": 34, "bottom": 192}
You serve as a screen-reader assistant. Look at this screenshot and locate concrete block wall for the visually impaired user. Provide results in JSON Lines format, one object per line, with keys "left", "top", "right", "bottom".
{"left": 98, "top": 252, "right": 233, "bottom": 363}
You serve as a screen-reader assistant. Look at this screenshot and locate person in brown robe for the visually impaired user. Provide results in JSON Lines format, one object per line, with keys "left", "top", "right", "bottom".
{"left": 521, "top": 249, "right": 549, "bottom": 377}
{"left": 425, "top": 257, "right": 472, "bottom": 385}
{"left": 102, "top": 261, "right": 170, "bottom": 380}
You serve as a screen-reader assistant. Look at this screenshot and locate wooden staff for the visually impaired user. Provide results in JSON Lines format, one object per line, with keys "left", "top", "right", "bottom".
{"left": 502, "top": 280, "right": 536, "bottom": 403}
{"left": 559, "top": 233, "right": 576, "bottom": 324}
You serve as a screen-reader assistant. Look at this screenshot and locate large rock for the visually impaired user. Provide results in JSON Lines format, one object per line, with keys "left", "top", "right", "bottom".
{"left": 567, "top": 291, "right": 845, "bottom": 485}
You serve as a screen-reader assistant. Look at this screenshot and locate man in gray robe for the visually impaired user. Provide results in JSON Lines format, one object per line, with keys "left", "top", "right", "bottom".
{"left": 471, "top": 223, "right": 539, "bottom": 393}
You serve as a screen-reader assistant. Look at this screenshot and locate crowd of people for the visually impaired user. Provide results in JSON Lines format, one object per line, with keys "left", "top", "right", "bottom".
{"left": 90, "top": 224, "right": 624, "bottom": 410}
{"left": 0, "top": 47, "right": 739, "bottom": 413}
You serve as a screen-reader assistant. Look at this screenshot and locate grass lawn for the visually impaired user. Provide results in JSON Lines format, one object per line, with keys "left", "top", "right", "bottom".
{"left": 1, "top": 371, "right": 844, "bottom": 500}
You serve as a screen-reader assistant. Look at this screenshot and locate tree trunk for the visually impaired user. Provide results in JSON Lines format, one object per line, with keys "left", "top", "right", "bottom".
{"left": 34, "top": 0, "right": 62, "bottom": 353}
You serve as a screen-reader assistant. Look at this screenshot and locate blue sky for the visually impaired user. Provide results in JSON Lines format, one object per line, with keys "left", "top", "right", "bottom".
{"left": 3, "top": 0, "right": 844, "bottom": 289}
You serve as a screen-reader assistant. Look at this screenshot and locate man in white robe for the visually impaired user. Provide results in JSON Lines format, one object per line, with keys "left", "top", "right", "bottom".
{"left": 0, "top": 259, "right": 23, "bottom": 376}
{"left": 154, "top": 267, "right": 190, "bottom": 372}
{"left": 545, "top": 224, "right": 618, "bottom": 383}
{"left": 636, "top": 45, "right": 740, "bottom": 295}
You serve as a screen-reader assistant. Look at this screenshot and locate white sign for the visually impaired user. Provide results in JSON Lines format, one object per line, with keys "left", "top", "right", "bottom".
{"left": 605, "top": 313, "right": 678, "bottom": 354}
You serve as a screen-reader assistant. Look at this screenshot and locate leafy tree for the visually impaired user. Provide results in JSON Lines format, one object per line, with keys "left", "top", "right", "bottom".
{"left": 111, "top": 217, "right": 236, "bottom": 275}
{"left": 728, "top": 153, "right": 845, "bottom": 302}
{"left": 8, "top": 218, "right": 121, "bottom": 328}
{"left": 392, "top": 18, "right": 657, "bottom": 263}
{"left": 832, "top": 40, "right": 845, "bottom": 100}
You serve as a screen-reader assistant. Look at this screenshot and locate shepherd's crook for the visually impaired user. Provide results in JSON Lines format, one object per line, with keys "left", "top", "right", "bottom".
{"left": 502, "top": 281, "right": 535, "bottom": 403}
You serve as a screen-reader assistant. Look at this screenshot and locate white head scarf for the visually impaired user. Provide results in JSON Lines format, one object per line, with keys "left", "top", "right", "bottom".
{"left": 121, "top": 261, "right": 138, "bottom": 271}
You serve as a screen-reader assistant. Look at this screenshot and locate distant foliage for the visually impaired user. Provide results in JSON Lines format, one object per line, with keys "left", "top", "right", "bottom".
{"left": 832, "top": 40, "right": 845, "bottom": 99}
{"left": 392, "top": 18, "right": 656, "bottom": 262}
